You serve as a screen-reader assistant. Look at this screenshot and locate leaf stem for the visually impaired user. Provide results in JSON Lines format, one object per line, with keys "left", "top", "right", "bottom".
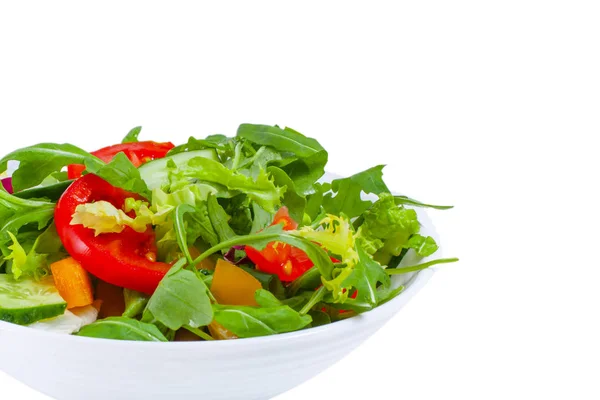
{"left": 184, "top": 326, "right": 215, "bottom": 341}
{"left": 386, "top": 258, "right": 459, "bottom": 275}
{"left": 299, "top": 286, "right": 326, "bottom": 315}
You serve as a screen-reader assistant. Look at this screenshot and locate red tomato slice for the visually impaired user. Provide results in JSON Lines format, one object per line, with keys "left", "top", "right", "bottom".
{"left": 245, "top": 207, "right": 331, "bottom": 282}
{"left": 67, "top": 141, "right": 175, "bottom": 179}
{"left": 54, "top": 174, "right": 171, "bottom": 294}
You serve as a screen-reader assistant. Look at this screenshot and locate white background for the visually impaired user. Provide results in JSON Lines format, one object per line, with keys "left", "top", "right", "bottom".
{"left": 0, "top": 1, "right": 598, "bottom": 399}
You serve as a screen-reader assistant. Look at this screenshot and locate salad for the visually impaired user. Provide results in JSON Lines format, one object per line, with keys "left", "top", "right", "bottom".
{"left": 0, "top": 124, "right": 457, "bottom": 341}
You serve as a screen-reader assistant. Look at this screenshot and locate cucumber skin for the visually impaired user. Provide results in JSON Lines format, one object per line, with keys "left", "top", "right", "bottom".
{"left": 0, "top": 302, "right": 67, "bottom": 325}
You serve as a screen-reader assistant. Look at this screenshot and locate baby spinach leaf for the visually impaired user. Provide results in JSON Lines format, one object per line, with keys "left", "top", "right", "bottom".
{"left": 240, "top": 266, "right": 285, "bottom": 299}
{"left": 122, "top": 126, "right": 142, "bottom": 143}
{"left": 309, "top": 310, "right": 332, "bottom": 327}
{"left": 144, "top": 263, "right": 213, "bottom": 330}
{"left": 77, "top": 317, "right": 168, "bottom": 342}
{"left": 323, "top": 165, "right": 390, "bottom": 218}
{"left": 212, "top": 304, "right": 312, "bottom": 338}
{"left": 254, "top": 289, "right": 284, "bottom": 308}
{"left": 85, "top": 152, "right": 151, "bottom": 199}
{"left": 0, "top": 143, "right": 103, "bottom": 191}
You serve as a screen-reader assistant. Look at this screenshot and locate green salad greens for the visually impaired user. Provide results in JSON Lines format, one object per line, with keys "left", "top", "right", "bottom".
{"left": 0, "top": 124, "right": 457, "bottom": 341}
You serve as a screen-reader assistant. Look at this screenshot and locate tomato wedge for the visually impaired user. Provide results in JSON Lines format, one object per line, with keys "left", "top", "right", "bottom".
{"left": 67, "top": 141, "right": 175, "bottom": 179}
{"left": 245, "top": 207, "right": 321, "bottom": 282}
{"left": 54, "top": 174, "right": 171, "bottom": 294}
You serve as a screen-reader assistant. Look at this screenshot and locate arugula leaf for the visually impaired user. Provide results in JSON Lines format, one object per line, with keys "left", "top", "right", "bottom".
{"left": 237, "top": 124, "right": 324, "bottom": 158}
{"left": 144, "top": 263, "right": 213, "bottom": 330}
{"left": 386, "top": 257, "right": 459, "bottom": 275}
{"left": 0, "top": 143, "right": 103, "bottom": 191}
{"left": 286, "top": 267, "right": 322, "bottom": 296}
{"left": 207, "top": 195, "right": 237, "bottom": 242}
{"left": 237, "top": 124, "right": 328, "bottom": 195}
{"left": 309, "top": 310, "right": 332, "bottom": 327}
{"left": 77, "top": 317, "right": 168, "bottom": 342}
{"left": 305, "top": 182, "right": 327, "bottom": 221}
{"left": 279, "top": 150, "right": 328, "bottom": 195}
{"left": 267, "top": 166, "right": 306, "bottom": 223}
{"left": 173, "top": 204, "right": 197, "bottom": 264}
{"left": 122, "top": 126, "right": 142, "bottom": 143}
{"left": 250, "top": 202, "right": 272, "bottom": 234}
{"left": 212, "top": 304, "right": 312, "bottom": 338}
{"left": 168, "top": 135, "right": 230, "bottom": 155}
{"left": 323, "top": 165, "right": 390, "bottom": 218}
{"left": 394, "top": 195, "right": 454, "bottom": 210}
{"left": 85, "top": 152, "right": 151, "bottom": 199}
{"left": 122, "top": 289, "right": 150, "bottom": 319}
{"left": 0, "top": 204, "right": 55, "bottom": 245}
{"left": 336, "top": 245, "right": 391, "bottom": 312}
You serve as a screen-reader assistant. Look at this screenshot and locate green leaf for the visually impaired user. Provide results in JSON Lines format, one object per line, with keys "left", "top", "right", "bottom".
{"left": 168, "top": 135, "right": 230, "bottom": 155}
{"left": 254, "top": 289, "right": 284, "bottom": 308}
{"left": 237, "top": 124, "right": 324, "bottom": 158}
{"left": 386, "top": 258, "right": 459, "bottom": 275}
{"left": 309, "top": 310, "right": 332, "bottom": 327}
{"left": 169, "top": 157, "right": 285, "bottom": 213}
{"left": 85, "top": 152, "right": 151, "bottom": 199}
{"left": 207, "top": 195, "right": 237, "bottom": 242}
{"left": 286, "top": 267, "right": 322, "bottom": 296}
{"left": 144, "top": 263, "right": 213, "bottom": 330}
{"left": 77, "top": 317, "right": 168, "bottom": 342}
{"left": 305, "top": 182, "right": 326, "bottom": 221}
{"left": 173, "top": 204, "right": 197, "bottom": 264}
{"left": 323, "top": 165, "right": 390, "bottom": 218}
{"left": 406, "top": 234, "right": 439, "bottom": 257}
{"left": 337, "top": 245, "right": 391, "bottom": 312}
{"left": 0, "top": 204, "right": 55, "bottom": 245}
{"left": 279, "top": 150, "right": 328, "bottom": 195}
{"left": 122, "top": 126, "right": 142, "bottom": 143}
{"left": 267, "top": 166, "right": 306, "bottom": 223}
{"left": 122, "top": 289, "right": 150, "bottom": 318}
{"left": 5, "top": 232, "right": 50, "bottom": 281}
{"left": 212, "top": 304, "right": 312, "bottom": 338}
{"left": 240, "top": 266, "right": 285, "bottom": 299}
{"left": 0, "top": 143, "right": 103, "bottom": 191}
{"left": 250, "top": 202, "right": 273, "bottom": 234}
{"left": 237, "top": 125, "right": 328, "bottom": 194}
{"left": 394, "top": 195, "right": 454, "bottom": 210}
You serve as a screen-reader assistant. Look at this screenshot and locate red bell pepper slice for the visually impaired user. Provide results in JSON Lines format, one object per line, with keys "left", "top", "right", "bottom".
{"left": 67, "top": 141, "right": 175, "bottom": 179}
{"left": 54, "top": 174, "right": 171, "bottom": 294}
{"left": 245, "top": 207, "right": 328, "bottom": 282}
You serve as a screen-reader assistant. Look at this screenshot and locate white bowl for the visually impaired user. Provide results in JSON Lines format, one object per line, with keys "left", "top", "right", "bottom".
{"left": 0, "top": 180, "right": 441, "bottom": 400}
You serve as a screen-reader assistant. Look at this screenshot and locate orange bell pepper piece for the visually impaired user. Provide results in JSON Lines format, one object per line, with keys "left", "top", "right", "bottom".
{"left": 210, "top": 259, "right": 262, "bottom": 306}
{"left": 50, "top": 257, "right": 94, "bottom": 309}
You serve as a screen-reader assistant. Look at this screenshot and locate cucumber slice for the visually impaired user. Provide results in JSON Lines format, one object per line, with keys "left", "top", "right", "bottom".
{"left": 0, "top": 275, "right": 67, "bottom": 325}
{"left": 139, "top": 149, "right": 219, "bottom": 190}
